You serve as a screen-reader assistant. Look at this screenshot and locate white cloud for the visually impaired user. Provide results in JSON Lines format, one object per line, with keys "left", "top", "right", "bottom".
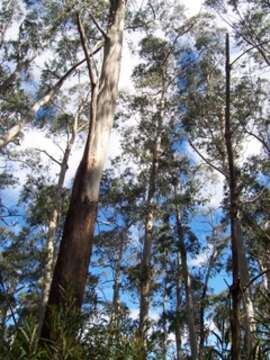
{"left": 14, "top": 124, "right": 123, "bottom": 192}
{"left": 180, "top": 0, "right": 203, "bottom": 17}
{"left": 186, "top": 133, "right": 262, "bottom": 209}
{"left": 189, "top": 244, "right": 213, "bottom": 267}
{"left": 186, "top": 142, "right": 224, "bottom": 208}
{"left": 189, "top": 251, "right": 209, "bottom": 267}
{"left": 129, "top": 307, "right": 159, "bottom": 322}
{"left": 199, "top": 169, "right": 224, "bottom": 208}
{"left": 241, "top": 135, "right": 262, "bottom": 161}
{"left": 119, "top": 37, "right": 139, "bottom": 92}
{"left": 2, "top": 1, "right": 26, "bottom": 42}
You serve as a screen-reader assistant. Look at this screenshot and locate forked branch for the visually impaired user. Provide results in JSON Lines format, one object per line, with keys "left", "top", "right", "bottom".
{"left": 76, "top": 13, "right": 97, "bottom": 88}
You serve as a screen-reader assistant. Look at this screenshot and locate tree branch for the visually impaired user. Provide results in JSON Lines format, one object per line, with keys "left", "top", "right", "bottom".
{"left": 242, "top": 188, "right": 268, "bottom": 204}
{"left": 76, "top": 13, "right": 97, "bottom": 87}
{"left": 33, "top": 148, "right": 62, "bottom": 166}
{"left": 230, "top": 39, "right": 270, "bottom": 67}
{"left": 188, "top": 140, "right": 227, "bottom": 178}
{"left": 0, "top": 122, "right": 23, "bottom": 150}
{"left": 89, "top": 12, "right": 108, "bottom": 39}
{"left": 243, "top": 269, "right": 270, "bottom": 292}
{"left": 0, "top": 40, "right": 104, "bottom": 150}
{"left": 245, "top": 129, "right": 270, "bottom": 156}
{"left": 32, "top": 40, "right": 103, "bottom": 112}
{"left": 161, "top": 20, "right": 197, "bottom": 68}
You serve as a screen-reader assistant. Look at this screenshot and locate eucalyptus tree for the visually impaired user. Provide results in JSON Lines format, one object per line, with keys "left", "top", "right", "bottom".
{"left": 126, "top": 8, "right": 199, "bottom": 355}
{"left": 120, "top": 71, "right": 203, "bottom": 360}
{"left": 94, "top": 167, "right": 139, "bottom": 341}
{"left": 179, "top": 19, "right": 270, "bottom": 357}
{"left": 37, "top": 92, "right": 89, "bottom": 331}
{"left": 167, "top": 157, "right": 203, "bottom": 359}
{"left": 41, "top": 0, "right": 128, "bottom": 344}
{"left": 133, "top": 34, "right": 171, "bottom": 349}
{"left": 0, "top": 91, "right": 87, "bottom": 335}
{"left": 197, "top": 219, "right": 227, "bottom": 359}
{"left": 205, "top": 0, "right": 270, "bottom": 67}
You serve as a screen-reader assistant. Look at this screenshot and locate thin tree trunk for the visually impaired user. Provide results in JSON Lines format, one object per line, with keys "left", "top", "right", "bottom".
{"left": 257, "top": 256, "right": 270, "bottom": 290}
{"left": 226, "top": 34, "right": 258, "bottom": 358}
{"left": 161, "top": 277, "right": 168, "bottom": 360}
{"left": 236, "top": 222, "right": 256, "bottom": 357}
{"left": 38, "top": 112, "right": 78, "bottom": 332}
{"left": 108, "top": 231, "right": 125, "bottom": 343}
{"left": 139, "top": 207, "right": 154, "bottom": 338}
{"left": 175, "top": 205, "right": 198, "bottom": 359}
{"left": 40, "top": 0, "right": 126, "bottom": 343}
{"left": 199, "top": 246, "right": 217, "bottom": 359}
{"left": 225, "top": 33, "right": 241, "bottom": 360}
{"left": 175, "top": 253, "right": 182, "bottom": 360}
{"left": 138, "top": 94, "right": 165, "bottom": 350}
{"left": 138, "top": 119, "right": 164, "bottom": 354}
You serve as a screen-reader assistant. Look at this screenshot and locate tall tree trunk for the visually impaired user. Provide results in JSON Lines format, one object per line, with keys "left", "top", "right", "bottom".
{"left": 40, "top": 0, "right": 126, "bottom": 342}
{"left": 138, "top": 95, "right": 165, "bottom": 350}
{"left": 175, "top": 204, "right": 198, "bottom": 359}
{"left": 38, "top": 112, "right": 78, "bottom": 332}
{"left": 257, "top": 256, "right": 270, "bottom": 291}
{"left": 226, "top": 34, "right": 258, "bottom": 358}
{"left": 225, "top": 33, "right": 241, "bottom": 360}
{"left": 175, "top": 254, "right": 182, "bottom": 360}
{"left": 161, "top": 277, "right": 168, "bottom": 360}
{"left": 108, "top": 230, "right": 125, "bottom": 345}
{"left": 236, "top": 222, "right": 256, "bottom": 357}
{"left": 199, "top": 245, "right": 217, "bottom": 359}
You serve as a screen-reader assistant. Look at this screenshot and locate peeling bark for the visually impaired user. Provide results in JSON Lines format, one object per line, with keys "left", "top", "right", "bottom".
{"left": 40, "top": 0, "right": 126, "bottom": 343}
